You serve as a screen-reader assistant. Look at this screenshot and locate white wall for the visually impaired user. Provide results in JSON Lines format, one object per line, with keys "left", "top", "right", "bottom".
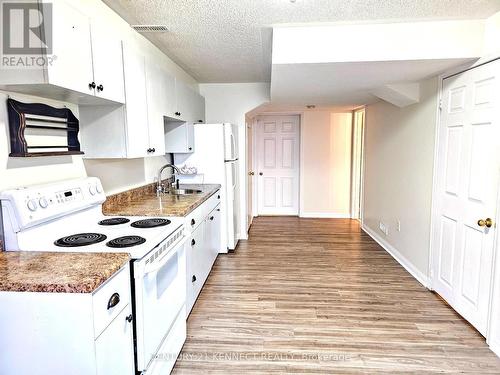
{"left": 0, "top": 91, "right": 87, "bottom": 191}
{"left": 300, "top": 111, "right": 352, "bottom": 217}
{"left": 363, "top": 77, "right": 438, "bottom": 279}
{"left": 199, "top": 83, "right": 270, "bottom": 238}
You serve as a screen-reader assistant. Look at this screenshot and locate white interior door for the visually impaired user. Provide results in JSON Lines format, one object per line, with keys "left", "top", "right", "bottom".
{"left": 431, "top": 59, "right": 500, "bottom": 336}
{"left": 257, "top": 115, "right": 300, "bottom": 215}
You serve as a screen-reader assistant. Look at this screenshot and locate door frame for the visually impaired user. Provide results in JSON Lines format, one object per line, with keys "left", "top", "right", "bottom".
{"left": 251, "top": 113, "right": 302, "bottom": 217}
{"left": 351, "top": 107, "right": 366, "bottom": 221}
{"left": 428, "top": 57, "right": 500, "bottom": 348}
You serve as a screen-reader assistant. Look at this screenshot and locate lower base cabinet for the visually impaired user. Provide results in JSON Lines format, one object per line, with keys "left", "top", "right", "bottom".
{"left": 185, "top": 192, "right": 222, "bottom": 314}
{"left": 0, "top": 265, "right": 134, "bottom": 375}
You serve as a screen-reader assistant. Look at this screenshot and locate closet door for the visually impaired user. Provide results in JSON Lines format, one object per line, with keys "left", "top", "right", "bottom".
{"left": 431, "top": 59, "right": 500, "bottom": 335}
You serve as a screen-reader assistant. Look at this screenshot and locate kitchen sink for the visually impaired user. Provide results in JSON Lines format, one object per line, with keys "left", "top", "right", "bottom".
{"left": 167, "top": 189, "right": 203, "bottom": 195}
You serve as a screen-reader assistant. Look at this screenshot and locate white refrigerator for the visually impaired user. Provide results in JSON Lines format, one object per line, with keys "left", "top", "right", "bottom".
{"left": 174, "top": 123, "right": 239, "bottom": 252}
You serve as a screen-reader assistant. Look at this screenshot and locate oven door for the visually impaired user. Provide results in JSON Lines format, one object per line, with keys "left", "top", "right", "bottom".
{"left": 133, "top": 234, "right": 186, "bottom": 372}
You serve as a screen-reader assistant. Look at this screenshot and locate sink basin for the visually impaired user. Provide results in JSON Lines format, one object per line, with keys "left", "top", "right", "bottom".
{"left": 167, "top": 189, "right": 202, "bottom": 195}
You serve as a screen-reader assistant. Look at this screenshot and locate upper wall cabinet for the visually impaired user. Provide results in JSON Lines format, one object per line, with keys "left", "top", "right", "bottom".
{"left": 145, "top": 59, "right": 175, "bottom": 155}
{"left": 79, "top": 43, "right": 153, "bottom": 158}
{"left": 175, "top": 80, "right": 206, "bottom": 123}
{"left": 0, "top": 0, "right": 124, "bottom": 105}
{"left": 90, "top": 21, "right": 126, "bottom": 103}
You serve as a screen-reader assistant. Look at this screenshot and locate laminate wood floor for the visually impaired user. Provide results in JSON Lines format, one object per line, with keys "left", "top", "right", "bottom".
{"left": 173, "top": 217, "right": 500, "bottom": 374}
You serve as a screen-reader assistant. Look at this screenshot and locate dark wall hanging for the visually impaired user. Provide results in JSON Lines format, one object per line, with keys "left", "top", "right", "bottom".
{"left": 6, "top": 98, "right": 84, "bottom": 157}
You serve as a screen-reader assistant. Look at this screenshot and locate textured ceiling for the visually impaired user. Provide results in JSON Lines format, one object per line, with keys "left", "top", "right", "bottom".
{"left": 104, "top": 0, "right": 500, "bottom": 83}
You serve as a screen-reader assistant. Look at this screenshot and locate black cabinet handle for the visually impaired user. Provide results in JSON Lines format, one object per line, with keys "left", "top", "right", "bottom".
{"left": 191, "top": 239, "right": 196, "bottom": 246}
{"left": 188, "top": 147, "right": 192, "bottom": 151}
{"left": 125, "top": 314, "right": 133, "bottom": 323}
{"left": 217, "top": 195, "right": 220, "bottom": 199}
{"left": 192, "top": 275, "right": 197, "bottom": 282}
{"left": 151, "top": 148, "right": 155, "bottom": 153}
{"left": 97, "top": 84, "right": 104, "bottom": 92}
{"left": 175, "top": 111, "right": 181, "bottom": 116}
{"left": 107, "top": 293, "right": 120, "bottom": 310}
{"left": 191, "top": 219, "right": 195, "bottom": 226}
{"left": 198, "top": 120, "right": 203, "bottom": 123}
{"left": 147, "top": 148, "right": 152, "bottom": 153}
{"left": 88, "top": 81, "right": 96, "bottom": 89}
{"left": 210, "top": 216, "right": 214, "bottom": 221}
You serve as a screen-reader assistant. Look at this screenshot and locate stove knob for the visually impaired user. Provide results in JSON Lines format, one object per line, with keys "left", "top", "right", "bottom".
{"left": 96, "top": 184, "right": 103, "bottom": 194}
{"left": 39, "top": 197, "right": 48, "bottom": 209}
{"left": 89, "top": 185, "right": 97, "bottom": 196}
{"left": 27, "top": 199, "right": 38, "bottom": 212}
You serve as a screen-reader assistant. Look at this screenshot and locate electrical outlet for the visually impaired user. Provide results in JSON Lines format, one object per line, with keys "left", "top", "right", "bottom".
{"left": 397, "top": 220, "right": 401, "bottom": 232}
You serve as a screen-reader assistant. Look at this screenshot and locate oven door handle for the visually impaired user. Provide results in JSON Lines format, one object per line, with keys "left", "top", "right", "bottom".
{"left": 141, "top": 243, "right": 181, "bottom": 275}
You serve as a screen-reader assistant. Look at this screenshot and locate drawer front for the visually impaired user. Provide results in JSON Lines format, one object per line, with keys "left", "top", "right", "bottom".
{"left": 184, "top": 190, "right": 221, "bottom": 233}
{"left": 92, "top": 264, "right": 131, "bottom": 338}
{"left": 145, "top": 308, "right": 186, "bottom": 375}
{"left": 203, "top": 190, "right": 221, "bottom": 215}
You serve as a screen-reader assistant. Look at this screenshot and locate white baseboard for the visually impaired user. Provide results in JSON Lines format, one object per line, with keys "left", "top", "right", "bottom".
{"left": 300, "top": 212, "right": 351, "bottom": 218}
{"left": 362, "top": 224, "right": 430, "bottom": 288}
{"left": 489, "top": 340, "right": 500, "bottom": 358}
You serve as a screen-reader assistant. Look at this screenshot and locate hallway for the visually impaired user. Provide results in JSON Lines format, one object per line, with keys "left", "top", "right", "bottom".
{"left": 174, "top": 217, "right": 500, "bottom": 373}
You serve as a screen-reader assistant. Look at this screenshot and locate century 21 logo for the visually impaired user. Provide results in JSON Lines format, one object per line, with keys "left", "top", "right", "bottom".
{"left": 2, "top": 2, "right": 52, "bottom": 55}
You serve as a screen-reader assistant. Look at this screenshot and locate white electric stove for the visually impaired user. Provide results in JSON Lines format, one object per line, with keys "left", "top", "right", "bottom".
{"left": 0, "top": 177, "right": 188, "bottom": 375}
{"left": 0, "top": 177, "right": 184, "bottom": 259}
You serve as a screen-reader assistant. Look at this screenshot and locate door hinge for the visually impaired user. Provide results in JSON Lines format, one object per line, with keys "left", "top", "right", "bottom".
{"left": 439, "top": 99, "right": 443, "bottom": 111}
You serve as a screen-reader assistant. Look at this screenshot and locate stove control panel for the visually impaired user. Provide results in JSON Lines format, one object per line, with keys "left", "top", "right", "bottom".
{"left": 0, "top": 177, "right": 106, "bottom": 231}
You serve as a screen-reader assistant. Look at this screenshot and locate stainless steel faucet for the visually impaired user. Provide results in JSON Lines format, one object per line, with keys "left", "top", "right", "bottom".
{"left": 157, "top": 164, "right": 181, "bottom": 196}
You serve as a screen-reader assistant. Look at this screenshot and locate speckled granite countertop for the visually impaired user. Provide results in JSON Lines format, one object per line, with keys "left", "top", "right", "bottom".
{"left": 103, "top": 183, "right": 221, "bottom": 217}
{"left": 0, "top": 252, "right": 129, "bottom": 293}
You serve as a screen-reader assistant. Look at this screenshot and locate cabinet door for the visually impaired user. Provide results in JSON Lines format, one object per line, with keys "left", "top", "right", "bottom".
{"left": 46, "top": 0, "right": 94, "bottom": 96}
{"left": 193, "top": 91, "right": 206, "bottom": 124}
{"left": 145, "top": 59, "right": 168, "bottom": 156}
{"left": 208, "top": 205, "right": 222, "bottom": 264}
{"left": 186, "top": 122, "right": 195, "bottom": 153}
{"left": 187, "top": 225, "right": 205, "bottom": 313}
{"left": 95, "top": 305, "right": 135, "bottom": 375}
{"left": 90, "top": 22, "right": 125, "bottom": 103}
{"left": 175, "top": 79, "right": 195, "bottom": 122}
{"left": 122, "top": 43, "right": 149, "bottom": 158}
{"left": 164, "top": 122, "right": 194, "bottom": 153}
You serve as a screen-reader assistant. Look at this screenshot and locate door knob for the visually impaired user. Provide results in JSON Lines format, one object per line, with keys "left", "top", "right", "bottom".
{"left": 478, "top": 218, "right": 494, "bottom": 228}
{"left": 259, "top": 172, "right": 263, "bottom": 176}
{"left": 248, "top": 171, "right": 254, "bottom": 176}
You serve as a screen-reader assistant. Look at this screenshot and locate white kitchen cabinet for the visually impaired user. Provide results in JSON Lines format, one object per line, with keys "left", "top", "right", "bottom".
{"left": 80, "top": 43, "right": 164, "bottom": 158}
{"left": 48, "top": 0, "right": 94, "bottom": 98}
{"left": 164, "top": 121, "right": 195, "bottom": 153}
{"left": 207, "top": 204, "right": 222, "bottom": 264}
{"left": 176, "top": 80, "right": 206, "bottom": 123}
{"left": 145, "top": 59, "right": 176, "bottom": 155}
{"left": 90, "top": 21, "right": 126, "bottom": 103}
{"left": 185, "top": 191, "right": 221, "bottom": 314}
{"left": 0, "top": 265, "right": 134, "bottom": 375}
{"left": 0, "top": 0, "right": 124, "bottom": 105}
